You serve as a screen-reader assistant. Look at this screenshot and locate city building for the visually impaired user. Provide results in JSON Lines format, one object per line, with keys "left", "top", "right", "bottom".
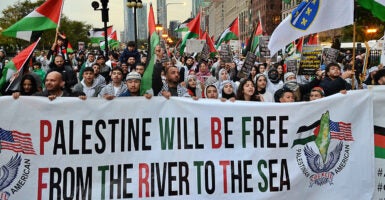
{"left": 192, "top": 0, "right": 204, "bottom": 17}
{"left": 123, "top": 1, "right": 148, "bottom": 43}
{"left": 250, "top": 0, "right": 282, "bottom": 36}
{"left": 123, "top": 0, "right": 135, "bottom": 42}
{"left": 157, "top": 0, "right": 167, "bottom": 29}
{"left": 137, "top": 3, "right": 148, "bottom": 40}
{"left": 169, "top": 20, "right": 181, "bottom": 38}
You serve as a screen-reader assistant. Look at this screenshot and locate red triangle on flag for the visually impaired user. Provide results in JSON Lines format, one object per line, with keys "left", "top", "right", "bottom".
{"left": 36, "top": 0, "right": 63, "bottom": 24}
{"left": 13, "top": 38, "right": 41, "bottom": 71}
{"left": 187, "top": 12, "right": 201, "bottom": 35}
{"left": 229, "top": 17, "right": 239, "bottom": 37}
{"left": 202, "top": 31, "right": 216, "bottom": 53}
{"left": 255, "top": 22, "right": 263, "bottom": 36}
{"left": 148, "top": 4, "right": 156, "bottom": 35}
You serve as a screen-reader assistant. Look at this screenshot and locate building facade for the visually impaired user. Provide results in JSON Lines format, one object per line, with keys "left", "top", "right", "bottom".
{"left": 250, "top": 0, "right": 282, "bottom": 36}
{"left": 169, "top": 20, "right": 181, "bottom": 38}
{"left": 157, "top": 0, "right": 167, "bottom": 29}
{"left": 123, "top": 0, "right": 135, "bottom": 43}
{"left": 137, "top": 3, "right": 148, "bottom": 40}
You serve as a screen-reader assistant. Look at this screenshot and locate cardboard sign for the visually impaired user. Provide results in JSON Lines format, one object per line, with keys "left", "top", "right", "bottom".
{"left": 185, "top": 39, "right": 206, "bottom": 54}
{"left": 298, "top": 45, "right": 322, "bottom": 75}
{"left": 259, "top": 36, "right": 271, "bottom": 61}
{"left": 237, "top": 52, "right": 256, "bottom": 79}
{"left": 285, "top": 59, "right": 298, "bottom": 74}
{"left": 219, "top": 44, "right": 232, "bottom": 63}
{"left": 199, "top": 43, "right": 210, "bottom": 61}
{"left": 322, "top": 48, "right": 340, "bottom": 65}
{"left": 160, "top": 40, "right": 169, "bottom": 63}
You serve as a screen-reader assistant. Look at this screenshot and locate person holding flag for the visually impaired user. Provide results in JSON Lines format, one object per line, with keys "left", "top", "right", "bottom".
{"left": 47, "top": 31, "right": 68, "bottom": 63}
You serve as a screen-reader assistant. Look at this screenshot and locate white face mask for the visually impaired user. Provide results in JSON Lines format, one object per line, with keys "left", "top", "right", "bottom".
{"left": 284, "top": 81, "right": 299, "bottom": 91}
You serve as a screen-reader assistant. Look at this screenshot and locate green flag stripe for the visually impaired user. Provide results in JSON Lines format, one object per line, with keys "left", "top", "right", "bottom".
{"left": 140, "top": 33, "right": 159, "bottom": 95}
{"left": 0, "top": 61, "right": 16, "bottom": 90}
{"left": 291, "top": 135, "right": 316, "bottom": 148}
{"left": 375, "top": 146, "right": 385, "bottom": 159}
{"left": 3, "top": 17, "right": 57, "bottom": 36}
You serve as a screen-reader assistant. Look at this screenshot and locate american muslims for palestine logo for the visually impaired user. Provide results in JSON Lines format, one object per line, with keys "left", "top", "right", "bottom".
{"left": 0, "top": 128, "right": 36, "bottom": 199}
{"left": 290, "top": 0, "right": 320, "bottom": 31}
{"left": 292, "top": 111, "right": 353, "bottom": 186}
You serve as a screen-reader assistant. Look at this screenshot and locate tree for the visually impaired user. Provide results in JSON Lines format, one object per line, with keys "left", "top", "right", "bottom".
{"left": 0, "top": 0, "right": 92, "bottom": 53}
{"left": 341, "top": 4, "right": 385, "bottom": 42}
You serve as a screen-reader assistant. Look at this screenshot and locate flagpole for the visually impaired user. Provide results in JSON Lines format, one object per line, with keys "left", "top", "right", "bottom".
{"left": 351, "top": 22, "right": 356, "bottom": 90}
{"left": 5, "top": 38, "right": 41, "bottom": 92}
{"left": 361, "top": 41, "right": 370, "bottom": 86}
{"left": 57, "top": 0, "right": 65, "bottom": 29}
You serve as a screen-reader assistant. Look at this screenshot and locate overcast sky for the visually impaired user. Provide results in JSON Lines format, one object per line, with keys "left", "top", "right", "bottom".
{"left": 0, "top": 0, "right": 192, "bottom": 36}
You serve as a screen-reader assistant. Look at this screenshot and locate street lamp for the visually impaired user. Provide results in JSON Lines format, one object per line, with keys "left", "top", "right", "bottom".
{"left": 155, "top": 24, "right": 163, "bottom": 36}
{"left": 127, "top": 0, "right": 143, "bottom": 44}
{"left": 91, "top": 0, "right": 110, "bottom": 57}
{"left": 366, "top": 27, "right": 378, "bottom": 41}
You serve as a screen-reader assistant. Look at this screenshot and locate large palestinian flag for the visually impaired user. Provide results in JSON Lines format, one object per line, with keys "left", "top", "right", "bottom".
{"left": 2, "top": 0, "right": 63, "bottom": 41}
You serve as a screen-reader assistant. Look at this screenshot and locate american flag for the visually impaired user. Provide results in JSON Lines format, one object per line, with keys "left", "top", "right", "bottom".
{"left": 0, "top": 128, "right": 36, "bottom": 155}
{"left": 329, "top": 120, "right": 353, "bottom": 141}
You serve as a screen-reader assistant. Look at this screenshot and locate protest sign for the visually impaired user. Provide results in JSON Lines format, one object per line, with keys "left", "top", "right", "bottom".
{"left": 237, "top": 52, "right": 256, "bottom": 79}
{"left": 185, "top": 39, "right": 205, "bottom": 54}
{"left": 259, "top": 36, "right": 271, "bottom": 61}
{"left": 298, "top": 45, "right": 322, "bottom": 75}
{"left": 322, "top": 48, "right": 340, "bottom": 65}
{"left": 285, "top": 59, "right": 298, "bottom": 74}
{"left": 219, "top": 44, "right": 232, "bottom": 63}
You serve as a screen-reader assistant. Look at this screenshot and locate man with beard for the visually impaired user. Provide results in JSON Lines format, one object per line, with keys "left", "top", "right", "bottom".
{"left": 47, "top": 55, "right": 78, "bottom": 93}
{"left": 319, "top": 62, "right": 354, "bottom": 96}
{"left": 34, "top": 71, "right": 84, "bottom": 100}
{"left": 158, "top": 66, "right": 189, "bottom": 98}
{"left": 180, "top": 56, "right": 195, "bottom": 84}
{"left": 126, "top": 56, "right": 137, "bottom": 73}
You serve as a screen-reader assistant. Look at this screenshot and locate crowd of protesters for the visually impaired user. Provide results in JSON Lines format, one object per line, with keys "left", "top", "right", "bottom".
{"left": 1, "top": 33, "right": 385, "bottom": 103}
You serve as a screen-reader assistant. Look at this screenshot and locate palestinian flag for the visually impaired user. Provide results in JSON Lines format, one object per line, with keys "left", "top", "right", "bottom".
{"left": 296, "top": 37, "right": 303, "bottom": 54}
{"left": 89, "top": 26, "right": 113, "bottom": 44}
{"left": 244, "top": 22, "right": 263, "bottom": 56}
{"left": 357, "top": 0, "right": 385, "bottom": 22}
{"left": 306, "top": 34, "right": 319, "bottom": 45}
{"left": 140, "top": 4, "right": 160, "bottom": 95}
{"left": 0, "top": 38, "right": 40, "bottom": 91}
{"left": 100, "top": 30, "right": 119, "bottom": 50}
{"left": 375, "top": 125, "right": 385, "bottom": 159}
{"left": 292, "top": 113, "right": 353, "bottom": 148}
{"left": 179, "top": 12, "right": 201, "bottom": 55}
{"left": 202, "top": 31, "right": 217, "bottom": 57}
{"left": 2, "top": 0, "right": 63, "bottom": 42}
{"left": 175, "top": 18, "right": 193, "bottom": 32}
{"left": 215, "top": 17, "right": 239, "bottom": 49}
{"left": 67, "top": 42, "right": 74, "bottom": 53}
{"left": 250, "top": 22, "right": 263, "bottom": 53}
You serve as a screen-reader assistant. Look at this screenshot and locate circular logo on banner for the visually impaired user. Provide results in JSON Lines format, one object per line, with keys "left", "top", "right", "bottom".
{"left": 291, "top": 111, "right": 353, "bottom": 186}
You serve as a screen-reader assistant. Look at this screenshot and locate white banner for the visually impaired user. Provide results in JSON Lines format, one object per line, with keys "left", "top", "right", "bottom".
{"left": 0, "top": 90, "right": 374, "bottom": 199}
{"left": 372, "top": 86, "right": 385, "bottom": 200}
